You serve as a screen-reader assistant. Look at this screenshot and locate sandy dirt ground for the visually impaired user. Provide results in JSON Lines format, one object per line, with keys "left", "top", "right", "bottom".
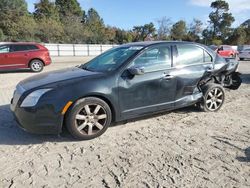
{"left": 0, "top": 57, "right": 249, "bottom": 188}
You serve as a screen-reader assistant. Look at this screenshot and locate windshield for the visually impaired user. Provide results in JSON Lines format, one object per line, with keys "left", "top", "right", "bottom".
{"left": 81, "top": 46, "right": 143, "bottom": 72}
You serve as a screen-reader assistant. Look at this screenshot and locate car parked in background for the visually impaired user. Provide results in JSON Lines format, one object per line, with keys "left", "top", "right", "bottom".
{"left": 216, "top": 45, "right": 238, "bottom": 58}
{"left": 11, "top": 41, "right": 242, "bottom": 140}
{"left": 238, "top": 45, "right": 250, "bottom": 60}
{"left": 0, "top": 42, "right": 51, "bottom": 72}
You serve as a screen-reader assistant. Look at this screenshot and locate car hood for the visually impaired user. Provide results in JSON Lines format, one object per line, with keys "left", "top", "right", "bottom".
{"left": 19, "top": 67, "right": 101, "bottom": 91}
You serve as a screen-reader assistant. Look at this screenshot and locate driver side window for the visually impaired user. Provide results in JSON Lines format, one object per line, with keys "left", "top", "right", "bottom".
{"left": 130, "top": 46, "right": 171, "bottom": 72}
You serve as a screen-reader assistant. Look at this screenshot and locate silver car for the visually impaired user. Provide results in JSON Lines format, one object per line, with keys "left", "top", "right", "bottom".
{"left": 239, "top": 48, "right": 250, "bottom": 60}
{"left": 238, "top": 45, "right": 250, "bottom": 60}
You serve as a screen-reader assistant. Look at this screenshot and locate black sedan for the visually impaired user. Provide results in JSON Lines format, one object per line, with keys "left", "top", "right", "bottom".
{"left": 11, "top": 41, "right": 241, "bottom": 140}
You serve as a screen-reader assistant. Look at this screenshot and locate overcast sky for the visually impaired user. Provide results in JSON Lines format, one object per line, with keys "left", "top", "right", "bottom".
{"left": 26, "top": 0, "right": 250, "bottom": 29}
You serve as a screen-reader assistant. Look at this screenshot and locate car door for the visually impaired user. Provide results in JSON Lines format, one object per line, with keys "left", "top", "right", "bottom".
{"left": 7, "top": 44, "right": 30, "bottom": 68}
{"left": 171, "top": 44, "right": 213, "bottom": 107}
{"left": 118, "top": 45, "right": 177, "bottom": 118}
{"left": 0, "top": 45, "right": 11, "bottom": 68}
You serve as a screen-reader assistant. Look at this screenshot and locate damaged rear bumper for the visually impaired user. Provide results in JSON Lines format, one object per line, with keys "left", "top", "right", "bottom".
{"left": 224, "top": 72, "right": 242, "bottom": 90}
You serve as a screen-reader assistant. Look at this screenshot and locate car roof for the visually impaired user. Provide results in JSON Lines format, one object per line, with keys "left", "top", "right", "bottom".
{"left": 121, "top": 41, "right": 200, "bottom": 47}
{"left": 120, "top": 41, "right": 214, "bottom": 54}
{"left": 0, "top": 42, "right": 39, "bottom": 45}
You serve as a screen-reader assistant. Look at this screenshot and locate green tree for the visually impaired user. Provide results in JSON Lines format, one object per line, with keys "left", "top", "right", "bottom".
{"left": 86, "top": 8, "right": 104, "bottom": 24}
{"left": 114, "top": 28, "right": 133, "bottom": 44}
{"left": 157, "top": 17, "right": 172, "bottom": 40}
{"left": 0, "top": 29, "right": 5, "bottom": 41}
{"left": 170, "top": 20, "right": 187, "bottom": 40}
{"left": 208, "top": 0, "right": 235, "bottom": 41}
{"left": 0, "top": 0, "right": 31, "bottom": 40}
{"left": 62, "top": 16, "right": 87, "bottom": 43}
{"left": 133, "top": 22, "right": 156, "bottom": 41}
{"left": 85, "top": 8, "right": 106, "bottom": 43}
{"left": 16, "top": 15, "right": 37, "bottom": 41}
{"left": 0, "top": 0, "right": 27, "bottom": 15}
{"left": 55, "top": 0, "right": 86, "bottom": 43}
{"left": 187, "top": 19, "right": 203, "bottom": 42}
{"left": 227, "top": 26, "right": 247, "bottom": 45}
{"left": 34, "top": 0, "right": 60, "bottom": 21}
{"left": 202, "top": 28, "right": 213, "bottom": 45}
{"left": 55, "top": 0, "right": 84, "bottom": 19}
{"left": 34, "top": 0, "right": 66, "bottom": 43}
{"left": 241, "top": 19, "right": 250, "bottom": 43}
{"left": 2, "top": 13, "right": 38, "bottom": 41}
{"left": 103, "top": 26, "right": 116, "bottom": 44}
{"left": 35, "top": 18, "right": 64, "bottom": 43}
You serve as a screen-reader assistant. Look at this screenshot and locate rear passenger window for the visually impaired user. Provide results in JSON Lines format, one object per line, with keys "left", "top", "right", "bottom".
{"left": 176, "top": 45, "right": 212, "bottom": 66}
{"left": 0, "top": 45, "right": 10, "bottom": 53}
{"left": 27, "top": 45, "right": 39, "bottom": 50}
{"left": 10, "top": 45, "right": 28, "bottom": 52}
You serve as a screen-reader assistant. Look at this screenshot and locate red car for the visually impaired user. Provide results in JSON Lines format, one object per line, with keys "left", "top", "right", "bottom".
{"left": 0, "top": 42, "right": 51, "bottom": 72}
{"left": 217, "top": 45, "right": 238, "bottom": 58}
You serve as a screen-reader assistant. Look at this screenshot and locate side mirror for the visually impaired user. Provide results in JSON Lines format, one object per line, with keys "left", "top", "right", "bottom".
{"left": 128, "top": 67, "right": 145, "bottom": 75}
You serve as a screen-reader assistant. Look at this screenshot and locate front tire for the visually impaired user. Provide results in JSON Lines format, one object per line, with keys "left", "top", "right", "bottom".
{"left": 66, "top": 97, "right": 112, "bottom": 140}
{"left": 30, "top": 59, "right": 44, "bottom": 72}
{"left": 200, "top": 84, "right": 225, "bottom": 112}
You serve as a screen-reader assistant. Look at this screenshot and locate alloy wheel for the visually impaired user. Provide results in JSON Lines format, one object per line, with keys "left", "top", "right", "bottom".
{"left": 31, "top": 61, "right": 42, "bottom": 71}
{"left": 205, "top": 88, "right": 224, "bottom": 111}
{"left": 75, "top": 104, "right": 107, "bottom": 135}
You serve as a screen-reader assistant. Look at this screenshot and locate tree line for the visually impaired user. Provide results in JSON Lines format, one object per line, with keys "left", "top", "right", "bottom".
{"left": 0, "top": 0, "right": 249, "bottom": 45}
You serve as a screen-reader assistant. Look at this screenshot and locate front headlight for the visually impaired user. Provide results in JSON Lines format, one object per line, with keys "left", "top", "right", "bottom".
{"left": 20, "top": 89, "right": 52, "bottom": 107}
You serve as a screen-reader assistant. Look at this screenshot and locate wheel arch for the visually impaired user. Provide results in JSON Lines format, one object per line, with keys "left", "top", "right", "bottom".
{"left": 83, "top": 94, "right": 117, "bottom": 123}
{"left": 199, "top": 83, "right": 225, "bottom": 112}
{"left": 198, "top": 75, "right": 219, "bottom": 91}
{"left": 61, "top": 94, "right": 117, "bottom": 133}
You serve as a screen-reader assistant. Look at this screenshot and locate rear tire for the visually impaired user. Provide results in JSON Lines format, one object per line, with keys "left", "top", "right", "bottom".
{"left": 239, "top": 58, "right": 244, "bottom": 61}
{"left": 66, "top": 97, "right": 112, "bottom": 140}
{"left": 30, "top": 59, "right": 44, "bottom": 72}
{"left": 199, "top": 84, "right": 225, "bottom": 112}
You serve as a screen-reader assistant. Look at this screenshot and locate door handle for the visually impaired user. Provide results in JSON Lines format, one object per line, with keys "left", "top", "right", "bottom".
{"left": 24, "top": 54, "right": 28, "bottom": 56}
{"left": 162, "top": 74, "right": 174, "bottom": 80}
{"left": 4, "top": 55, "right": 8, "bottom": 58}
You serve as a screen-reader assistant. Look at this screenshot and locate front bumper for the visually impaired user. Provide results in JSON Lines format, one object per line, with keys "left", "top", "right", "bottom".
{"left": 11, "top": 99, "right": 63, "bottom": 134}
{"left": 44, "top": 59, "right": 52, "bottom": 66}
